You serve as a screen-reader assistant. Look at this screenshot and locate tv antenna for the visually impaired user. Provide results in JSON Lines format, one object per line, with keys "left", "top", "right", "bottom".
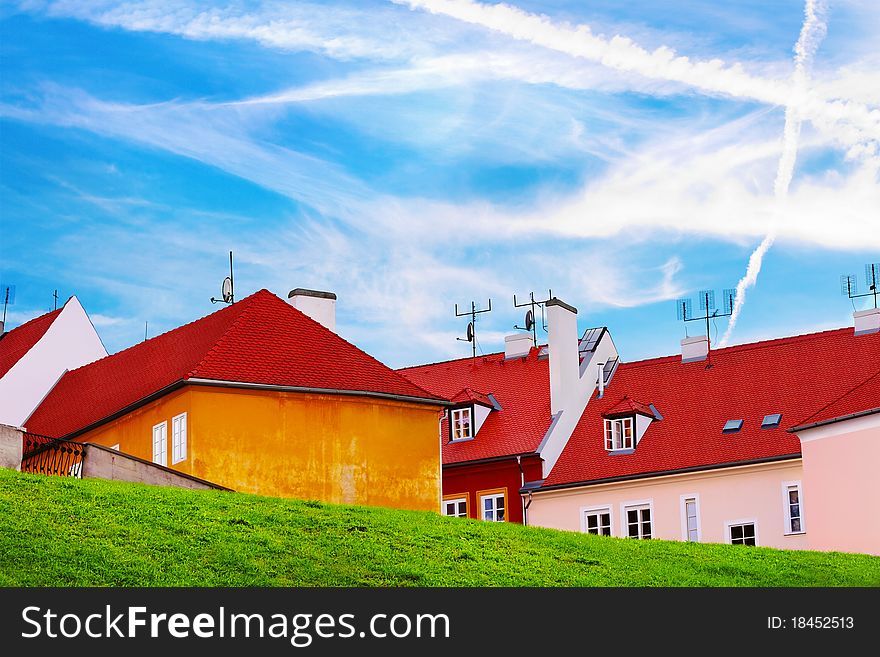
{"left": 53, "top": 289, "right": 59, "bottom": 311}
{"left": 840, "top": 262, "right": 879, "bottom": 310}
{"left": 513, "top": 290, "right": 552, "bottom": 345}
{"left": 1, "top": 283, "right": 15, "bottom": 324}
{"left": 455, "top": 298, "right": 492, "bottom": 359}
{"left": 676, "top": 288, "right": 736, "bottom": 364}
{"left": 210, "top": 251, "right": 235, "bottom": 305}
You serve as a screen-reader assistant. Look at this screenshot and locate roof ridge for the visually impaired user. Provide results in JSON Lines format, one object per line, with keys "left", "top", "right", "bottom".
{"left": 620, "top": 326, "right": 854, "bottom": 370}
{"left": 186, "top": 291, "right": 266, "bottom": 379}
{"left": 0, "top": 306, "right": 62, "bottom": 336}
{"left": 795, "top": 366, "right": 880, "bottom": 427}
{"left": 194, "top": 290, "right": 445, "bottom": 401}
{"left": 59, "top": 292, "right": 250, "bottom": 377}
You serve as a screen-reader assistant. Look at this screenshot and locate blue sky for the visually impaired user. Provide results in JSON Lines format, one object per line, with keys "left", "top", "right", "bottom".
{"left": 1, "top": 0, "right": 878, "bottom": 368}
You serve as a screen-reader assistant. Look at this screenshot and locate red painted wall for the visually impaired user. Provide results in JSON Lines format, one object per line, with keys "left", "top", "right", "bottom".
{"left": 442, "top": 455, "right": 543, "bottom": 524}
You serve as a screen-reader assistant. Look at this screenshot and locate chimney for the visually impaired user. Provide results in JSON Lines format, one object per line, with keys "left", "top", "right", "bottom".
{"left": 853, "top": 308, "right": 880, "bottom": 336}
{"left": 681, "top": 335, "right": 709, "bottom": 363}
{"left": 546, "top": 298, "right": 579, "bottom": 415}
{"left": 597, "top": 361, "right": 605, "bottom": 398}
{"left": 504, "top": 333, "right": 534, "bottom": 359}
{"left": 287, "top": 288, "right": 337, "bottom": 331}
{"left": 0, "top": 320, "right": 4, "bottom": 336}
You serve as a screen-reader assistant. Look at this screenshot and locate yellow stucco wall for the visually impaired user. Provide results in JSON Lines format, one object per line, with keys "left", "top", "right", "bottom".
{"left": 80, "top": 385, "right": 442, "bottom": 512}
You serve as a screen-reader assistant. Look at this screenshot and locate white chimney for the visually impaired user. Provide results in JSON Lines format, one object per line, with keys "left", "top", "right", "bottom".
{"left": 546, "top": 298, "right": 579, "bottom": 415}
{"left": 597, "top": 361, "right": 605, "bottom": 398}
{"left": 287, "top": 288, "right": 336, "bottom": 332}
{"left": 854, "top": 308, "right": 880, "bottom": 336}
{"left": 504, "top": 333, "right": 534, "bottom": 359}
{"left": 681, "top": 335, "right": 709, "bottom": 363}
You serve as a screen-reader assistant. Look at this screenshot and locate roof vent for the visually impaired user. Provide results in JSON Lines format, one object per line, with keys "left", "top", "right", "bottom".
{"left": 722, "top": 419, "right": 743, "bottom": 433}
{"left": 681, "top": 335, "right": 709, "bottom": 363}
{"left": 853, "top": 308, "right": 880, "bottom": 336}
{"left": 761, "top": 413, "right": 782, "bottom": 428}
{"left": 504, "top": 332, "right": 534, "bottom": 359}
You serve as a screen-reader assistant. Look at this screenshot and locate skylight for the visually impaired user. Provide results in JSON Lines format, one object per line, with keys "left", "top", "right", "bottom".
{"left": 722, "top": 419, "right": 743, "bottom": 433}
{"left": 761, "top": 413, "right": 782, "bottom": 429}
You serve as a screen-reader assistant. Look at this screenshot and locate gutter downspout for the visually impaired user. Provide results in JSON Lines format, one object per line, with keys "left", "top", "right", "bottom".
{"left": 516, "top": 454, "right": 527, "bottom": 526}
{"left": 524, "top": 491, "right": 533, "bottom": 527}
{"left": 438, "top": 409, "right": 448, "bottom": 513}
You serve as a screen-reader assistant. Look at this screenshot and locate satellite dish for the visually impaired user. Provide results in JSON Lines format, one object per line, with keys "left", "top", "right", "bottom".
{"left": 221, "top": 277, "right": 233, "bottom": 303}
{"left": 524, "top": 309, "right": 534, "bottom": 332}
{"left": 466, "top": 322, "right": 474, "bottom": 342}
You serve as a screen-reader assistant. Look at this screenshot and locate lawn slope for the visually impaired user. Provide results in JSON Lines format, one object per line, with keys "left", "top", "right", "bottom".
{"left": 1, "top": 470, "right": 877, "bottom": 586}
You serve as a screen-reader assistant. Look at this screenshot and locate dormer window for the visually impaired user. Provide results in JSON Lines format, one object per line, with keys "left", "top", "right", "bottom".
{"left": 604, "top": 417, "right": 634, "bottom": 451}
{"left": 451, "top": 407, "right": 472, "bottom": 441}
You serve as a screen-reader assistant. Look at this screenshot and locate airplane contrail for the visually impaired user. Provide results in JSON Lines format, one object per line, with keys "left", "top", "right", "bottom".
{"left": 720, "top": 0, "right": 828, "bottom": 345}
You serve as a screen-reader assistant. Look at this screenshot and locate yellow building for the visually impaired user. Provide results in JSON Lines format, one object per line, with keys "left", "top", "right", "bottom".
{"left": 25, "top": 289, "right": 447, "bottom": 511}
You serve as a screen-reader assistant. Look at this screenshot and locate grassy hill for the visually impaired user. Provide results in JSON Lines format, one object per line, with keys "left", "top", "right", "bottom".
{"left": 1, "top": 469, "right": 878, "bottom": 586}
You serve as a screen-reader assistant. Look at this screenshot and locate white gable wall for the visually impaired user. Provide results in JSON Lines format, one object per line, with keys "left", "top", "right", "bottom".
{"left": 0, "top": 296, "right": 107, "bottom": 428}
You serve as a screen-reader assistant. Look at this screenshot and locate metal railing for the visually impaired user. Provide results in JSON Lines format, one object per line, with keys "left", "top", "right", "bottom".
{"left": 20, "top": 432, "right": 85, "bottom": 478}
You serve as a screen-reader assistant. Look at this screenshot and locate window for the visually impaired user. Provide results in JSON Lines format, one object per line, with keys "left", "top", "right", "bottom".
{"left": 761, "top": 413, "right": 782, "bottom": 429}
{"left": 604, "top": 417, "right": 634, "bottom": 451}
{"left": 624, "top": 504, "right": 652, "bottom": 539}
{"left": 683, "top": 497, "right": 700, "bottom": 542}
{"left": 443, "top": 496, "right": 468, "bottom": 518}
{"left": 783, "top": 482, "right": 804, "bottom": 534}
{"left": 478, "top": 489, "right": 506, "bottom": 522}
{"left": 722, "top": 419, "right": 743, "bottom": 433}
{"left": 584, "top": 508, "right": 612, "bottom": 536}
{"left": 152, "top": 422, "right": 167, "bottom": 466}
{"left": 728, "top": 522, "right": 757, "bottom": 546}
{"left": 171, "top": 412, "right": 187, "bottom": 464}
{"left": 450, "top": 407, "right": 472, "bottom": 441}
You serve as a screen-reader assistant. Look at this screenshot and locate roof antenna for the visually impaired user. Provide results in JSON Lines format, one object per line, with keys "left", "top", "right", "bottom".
{"left": 513, "top": 290, "right": 552, "bottom": 345}
{"left": 1, "top": 283, "right": 15, "bottom": 324}
{"left": 676, "top": 288, "right": 736, "bottom": 367}
{"left": 144, "top": 321, "right": 149, "bottom": 342}
{"left": 455, "top": 298, "right": 492, "bottom": 360}
{"left": 210, "top": 250, "right": 235, "bottom": 305}
{"left": 840, "top": 263, "right": 879, "bottom": 310}
{"left": 53, "top": 289, "right": 59, "bottom": 311}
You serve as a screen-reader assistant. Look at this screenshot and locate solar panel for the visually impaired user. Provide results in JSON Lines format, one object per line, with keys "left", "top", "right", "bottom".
{"left": 722, "top": 419, "right": 743, "bottom": 433}
{"left": 761, "top": 413, "right": 782, "bottom": 428}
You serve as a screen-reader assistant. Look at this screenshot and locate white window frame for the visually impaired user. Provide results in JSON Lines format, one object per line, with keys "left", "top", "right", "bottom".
{"left": 442, "top": 496, "right": 468, "bottom": 518}
{"left": 782, "top": 480, "right": 805, "bottom": 535}
{"left": 679, "top": 494, "right": 702, "bottom": 542}
{"left": 479, "top": 491, "right": 506, "bottom": 522}
{"left": 450, "top": 407, "right": 473, "bottom": 441}
{"left": 580, "top": 505, "right": 613, "bottom": 537}
{"left": 152, "top": 421, "right": 167, "bottom": 467}
{"left": 604, "top": 417, "right": 634, "bottom": 451}
{"left": 726, "top": 519, "right": 759, "bottom": 546}
{"left": 171, "top": 412, "right": 188, "bottom": 465}
{"left": 620, "top": 499, "right": 654, "bottom": 539}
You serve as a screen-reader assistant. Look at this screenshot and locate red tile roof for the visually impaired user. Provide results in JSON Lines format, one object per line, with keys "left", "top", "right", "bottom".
{"left": 602, "top": 396, "right": 655, "bottom": 418}
{"left": 400, "top": 349, "right": 551, "bottom": 464}
{"left": 26, "top": 290, "right": 444, "bottom": 438}
{"left": 544, "top": 328, "right": 880, "bottom": 487}
{"left": 401, "top": 327, "right": 880, "bottom": 480}
{"left": 792, "top": 367, "right": 880, "bottom": 429}
{"left": 0, "top": 307, "right": 62, "bottom": 378}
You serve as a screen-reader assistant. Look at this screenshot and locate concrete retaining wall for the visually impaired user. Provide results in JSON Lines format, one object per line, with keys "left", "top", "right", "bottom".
{"left": 82, "top": 443, "right": 230, "bottom": 491}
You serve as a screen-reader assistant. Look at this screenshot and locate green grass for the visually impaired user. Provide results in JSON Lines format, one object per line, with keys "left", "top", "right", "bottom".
{"left": 0, "top": 469, "right": 877, "bottom": 586}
